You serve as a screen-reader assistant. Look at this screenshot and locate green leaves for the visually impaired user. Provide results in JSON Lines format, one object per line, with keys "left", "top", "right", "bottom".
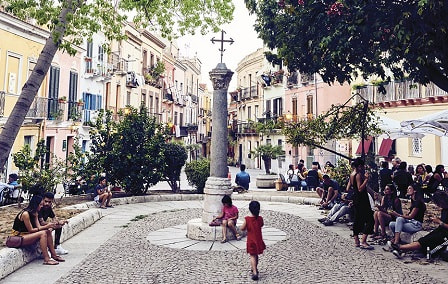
{"left": 246, "top": 0, "right": 448, "bottom": 92}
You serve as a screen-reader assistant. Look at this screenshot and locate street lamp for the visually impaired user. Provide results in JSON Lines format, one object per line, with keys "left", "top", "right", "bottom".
{"left": 285, "top": 111, "right": 293, "bottom": 121}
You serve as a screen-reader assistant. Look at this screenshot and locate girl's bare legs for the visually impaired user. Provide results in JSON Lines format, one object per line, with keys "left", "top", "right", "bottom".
{"left": 373, "top": 211, "right": 380, "bottom": 234}
{"left": 45, "top": 229, "right": 63, "bottom": 260}
{"left": 221, "top": 220, "right": 228, "bottom": 242}
{"left": 21, "top": 232, "right": 53, "bottom": 263}
{"left": 227, "top": 220, "right": 239, "bottom": 238}
{"left": 354, "top": 234, "right": 360, "bottom": 247}
{"left": 397, "top": 242, "right": 422, "bottom": 252}
{"left": 250, "top": 254, "right": 259, "bottom": 280}
{"left": 360, "top": 233, "right": 369, "bottom": 246}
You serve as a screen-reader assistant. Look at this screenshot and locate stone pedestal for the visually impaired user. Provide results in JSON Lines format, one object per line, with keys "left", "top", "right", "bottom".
{"left": 256, "top": 174, "right": 277, "bottom": 188}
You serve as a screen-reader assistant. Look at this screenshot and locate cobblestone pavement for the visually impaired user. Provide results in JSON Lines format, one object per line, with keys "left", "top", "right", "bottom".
{"left": 56, "top": 208, "right": 441, "bottom": 284}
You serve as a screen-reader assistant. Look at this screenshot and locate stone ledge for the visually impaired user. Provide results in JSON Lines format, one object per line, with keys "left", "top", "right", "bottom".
{"left": 0, "top": 209, "right": 103, "bottom": 280}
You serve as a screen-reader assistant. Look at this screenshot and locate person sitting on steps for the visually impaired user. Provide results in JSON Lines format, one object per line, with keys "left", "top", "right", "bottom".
{"left": 316, "top": 174, "right": 340, "bottom": 210}
{"left": 212, "top": 195, "right": 241, "bottom": 243}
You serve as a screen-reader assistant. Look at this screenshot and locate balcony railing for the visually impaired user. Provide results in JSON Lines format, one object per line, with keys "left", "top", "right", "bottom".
{"left": 191, "top": 94, "right": 198, "bottom": 104}
{"left": 26, "top": 97, "right": 48, "bottom": 119}
{"left": 355, "top": 81, "right": 447, "bottom": 104}
{"left": 236, "top": 122, "right": 257, "bottom": 135}
{"left": 0, "top": 91, "right": 5, "bottom": 117}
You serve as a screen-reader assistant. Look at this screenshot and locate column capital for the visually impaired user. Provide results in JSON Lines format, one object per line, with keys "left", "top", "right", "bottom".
{"left": 209, "top": 63, "right": 234, "bottom": 90}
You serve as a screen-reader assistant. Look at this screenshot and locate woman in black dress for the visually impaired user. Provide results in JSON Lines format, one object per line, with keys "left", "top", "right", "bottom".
{"left": 351, "top": 157, "right": 374, "bottom": 249}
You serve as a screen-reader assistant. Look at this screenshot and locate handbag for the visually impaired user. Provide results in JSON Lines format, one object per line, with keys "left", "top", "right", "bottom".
{"left": 5, "top": 235, "right": 23, "bottom": 248}
{"left": 209, "top": 218, "right": 222, "bottom": 227}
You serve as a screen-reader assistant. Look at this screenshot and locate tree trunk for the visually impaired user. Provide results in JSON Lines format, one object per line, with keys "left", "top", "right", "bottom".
{"left": 263, "top": 157, "right": 271, "bottom": 174}
{"left": 0, "top": 1, "right": 77, "bottom": 171}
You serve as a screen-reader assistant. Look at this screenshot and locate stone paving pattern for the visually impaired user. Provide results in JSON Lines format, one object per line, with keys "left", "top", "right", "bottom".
{"left": 55, "top": 207, "right": 440, "bottom": 284}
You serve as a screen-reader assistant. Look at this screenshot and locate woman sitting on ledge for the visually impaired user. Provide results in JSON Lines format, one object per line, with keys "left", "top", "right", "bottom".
{"left": 10, "top": 195, "right": 65, "bottom": 265}
{"left": 391, "top": 190, "right": 448, "bottom": 258}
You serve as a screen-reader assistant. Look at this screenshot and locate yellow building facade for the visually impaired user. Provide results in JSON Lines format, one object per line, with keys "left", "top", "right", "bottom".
{"left": 0, "top": 11, "right": 48, "bottom": 174}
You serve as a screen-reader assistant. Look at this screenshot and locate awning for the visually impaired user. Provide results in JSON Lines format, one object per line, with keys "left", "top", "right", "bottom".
{"left": 378, "top": 138, "right": 394, "bottom": 157}
{"left": 355, "top": 137, "right": 372, "bottom": 155}
{"left": 401, "top": 109, "right": 448, "bottom": 137}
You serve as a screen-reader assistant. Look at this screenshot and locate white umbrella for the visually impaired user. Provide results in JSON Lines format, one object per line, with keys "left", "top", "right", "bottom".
{"left": 377, "top": 116, "right": 425, "bottom": 139}
{"left": 400, "top": 109, "right": 448, "bottom": 137}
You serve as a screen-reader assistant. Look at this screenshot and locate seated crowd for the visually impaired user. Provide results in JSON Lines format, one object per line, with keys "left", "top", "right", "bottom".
{"left": 311, "top": 157, "right": 448, "bottom": 259}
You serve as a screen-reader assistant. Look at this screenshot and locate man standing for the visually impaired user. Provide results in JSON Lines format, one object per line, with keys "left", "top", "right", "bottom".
{"left": 39, "top": 192, "right": 69, "bottom": 255}
{"left": 235, "top": 164, "right": 251, "bottom": 190}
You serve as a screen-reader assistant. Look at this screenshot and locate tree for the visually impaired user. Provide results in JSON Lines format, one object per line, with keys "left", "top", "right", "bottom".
{"left": 245, "top": 0, "right": 448, "bottom": 92}
{"left": 250, "top": 144, "right": 284, "bottom": 174}
{"left": 13, "top": 140, "right": 65, "bottom": 194}
{"left": 281, "top": 98, "right": 382, "bottom": 160}
{"left": 0, "top": 0, "right": 235, "bottom": 170}
{"left": 109, "top": 106, "right": 167, "bottom": 195}
{"left": 185, "top": 158, "right": 210, "bottom": 194}
{"left": 161, "top": 142, "right": 188, "bottom": 193}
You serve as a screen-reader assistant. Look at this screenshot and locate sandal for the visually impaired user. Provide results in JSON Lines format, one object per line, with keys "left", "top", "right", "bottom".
{"left": 100, "top": 206, "right": 107, "bottom": 209}
{"left": 236, "top": 234, "right": 242, "bottom": 241}
{"left": 106, "top": 204, "right": 114, "bottom": 208}
{"left": 52, "top": 255, "right": 65, "bottom": 262}
{"left": 220, "top": 239, "right": 227, "bottom": 243}
{"left": 43, "top": 260, "right": 59, "bottom": 265}
{"left": 373, "top": 234, "right": 386, "bottom": 240}
{"left": 360, "top": 244, "right": 374, "bottom": 250}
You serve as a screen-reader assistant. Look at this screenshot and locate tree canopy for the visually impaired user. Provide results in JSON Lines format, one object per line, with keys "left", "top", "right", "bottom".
{"left": 245, "top": 0, "right": 448, "bottom": 92}
{"left": 0, "top": 0, "right": 234, "bottom": 170}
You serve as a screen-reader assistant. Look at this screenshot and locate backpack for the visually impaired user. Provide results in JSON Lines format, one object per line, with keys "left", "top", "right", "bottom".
{"left": 306, "top": 170, "right": 319, "bottom": 188}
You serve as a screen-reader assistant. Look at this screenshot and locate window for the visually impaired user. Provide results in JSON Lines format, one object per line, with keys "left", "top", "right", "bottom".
{"left": 273, "top": 98, "right": 283, "bottom": 117}
{"left": 47, "top": 66, "right": 60, "bottom": 118}
{"left": 255, "top": 105, "right": 259, "bottom": 118}
{"left": 412, "top": 138, "right": 422, "bottom": 156}
{"left": 266, "top": 100, "right": 271, "bottom": 118}
{"left": 307, "top": 95, "right": 313, "bottom": 116}
{"left": 86, "top": 41, "right": 93, "bottom": 72}
{"left": 126, "top": 91, "right": 131, "bottom": 106}
{"left": 292, "top": 97, "right": 298, "bottom": 116}
{"left": 174, "top": 111, "right": 178, "bottom": 125}
{"left": 98, "top": 45, "right": 104, "bottom": 62}
{"left": 24, "top": 135, "right": 32, "bottom": 146}
{"left": 179, "top": 113, "right": 183, "bottom": 126}
{"left": 247, "top": 106, "right": 251, "bottom": 121}
{"left": 68, "top": 71, "right": 78, "bottom": 120}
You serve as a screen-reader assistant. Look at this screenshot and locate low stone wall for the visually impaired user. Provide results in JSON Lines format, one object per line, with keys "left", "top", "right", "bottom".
{"left": 0, "top": 209, "right": 103, "bottom": 279}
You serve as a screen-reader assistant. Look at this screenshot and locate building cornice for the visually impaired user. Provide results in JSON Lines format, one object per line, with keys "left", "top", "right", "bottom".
{"left": 0, "top": 11, "right": 49, "bottom": 44}
{"left": 140, "top": 29, "right": 166, "bottom": 49}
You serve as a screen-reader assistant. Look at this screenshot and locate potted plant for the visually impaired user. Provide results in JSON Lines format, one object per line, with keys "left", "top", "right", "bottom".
{"left": 77, "top": 99, "right": 84, "bottom": 106}
{"left": 250, "top": 144, "right": 284, "bottom": 174}
{"left": 58, "top": 96, "right": 67, "bottom": 103}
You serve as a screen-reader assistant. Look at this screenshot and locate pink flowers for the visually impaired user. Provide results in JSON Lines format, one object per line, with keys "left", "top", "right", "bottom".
{"left": 298, "top": 0, "right": 304, "bottom": 5}
{"left": 327, "top": 2, "right": 343, "bottom": 16}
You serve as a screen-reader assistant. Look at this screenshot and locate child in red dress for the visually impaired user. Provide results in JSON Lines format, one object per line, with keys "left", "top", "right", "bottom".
{"left": 240, "top": 200, "right": 266, "bottom": 281}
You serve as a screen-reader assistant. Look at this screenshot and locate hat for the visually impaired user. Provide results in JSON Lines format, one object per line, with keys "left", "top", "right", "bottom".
{"left": 323, "top": 174, "right": 330, "bottom": 179}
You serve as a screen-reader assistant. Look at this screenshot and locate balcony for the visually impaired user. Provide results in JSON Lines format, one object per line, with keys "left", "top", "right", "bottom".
{"left": 25, "top": 97, "right": 48, "bottom": 119}
{"left": 143, "top": 67, "right": 163, "bottom": 89}
{"left": 236, "top": 122, "right": 257, "bottom": 135}
{"left": 191, "top": 94, "right": 199, "bottom": 104}
{"left": 162, "top": 92, "right": 174, "bottom": 104}
{"left": 354, "top": 80, "right": 448, "bottom": 105}
{"left": 187, "top": 123, "right": 198, "bottom": 132}
{"left": 126, "top": 72, "right": 138, "bottom": 88}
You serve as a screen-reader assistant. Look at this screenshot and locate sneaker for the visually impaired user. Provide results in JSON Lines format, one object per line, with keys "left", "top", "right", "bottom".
{"left": 55, "top": 245, "right": 68, "bottom": 255}
{"left": 318, "top": 217, "right": 328, "bottom": 223}
{"left": 323, "top": 220, "right": 334, "bottom": 226}
{"left": 392, "top": 249, "right": 403, "bottom": 258}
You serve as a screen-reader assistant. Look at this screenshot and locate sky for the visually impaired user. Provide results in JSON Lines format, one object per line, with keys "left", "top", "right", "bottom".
{"left": 177, "top": 0, "right": 264, "bottom": 91}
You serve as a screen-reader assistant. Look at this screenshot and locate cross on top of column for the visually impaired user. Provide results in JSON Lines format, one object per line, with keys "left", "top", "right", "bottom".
{"left": 210, "top": 30, "right": 234, "bottom": 63}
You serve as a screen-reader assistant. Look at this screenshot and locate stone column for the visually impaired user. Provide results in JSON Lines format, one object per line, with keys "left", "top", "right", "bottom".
{"left": 187, "top": 63, "right": 234, "bottom": 240}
